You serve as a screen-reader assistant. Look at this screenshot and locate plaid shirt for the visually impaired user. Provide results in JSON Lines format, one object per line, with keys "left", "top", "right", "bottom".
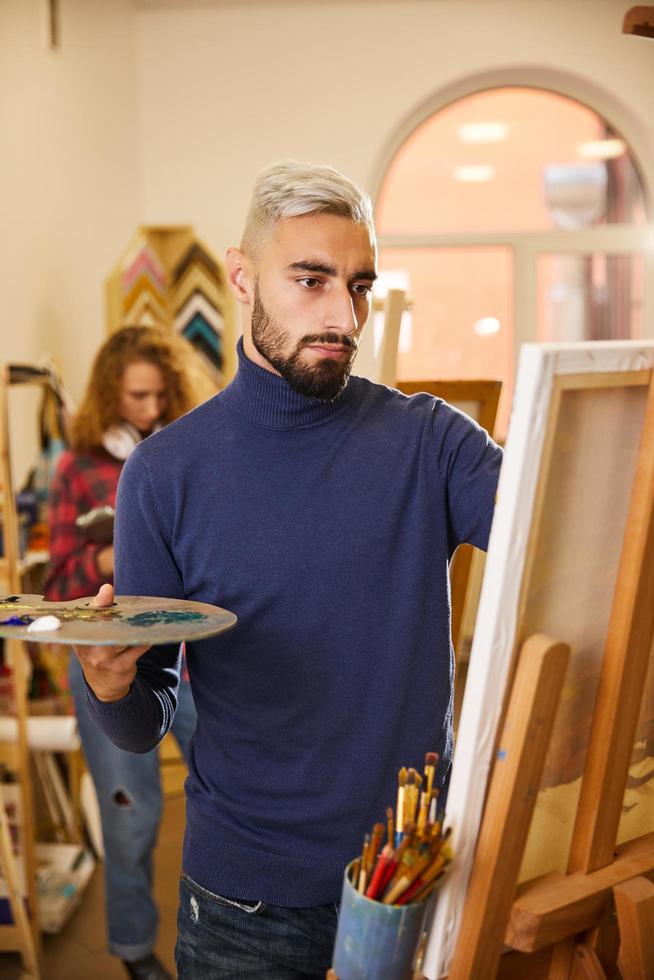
{"left": 44, "top": 445, "right": 191, "bottom": 681}
{"left": 44, "top": 450, "right": 123, "bottom": 601}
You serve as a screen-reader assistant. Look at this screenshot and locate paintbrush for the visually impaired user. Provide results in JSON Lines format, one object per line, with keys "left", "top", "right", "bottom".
{"left": 417, "top": 788, "right": 430, "bottom": 836}
{"left": 357, "top": 833, "right": 371, "bottom": 893}
{"left": 424, "top": 751, "right": 438, "bottom": 798}
{"left": 394, "top": 853, "right": 447, "bottom": 905}
{"left": 386, "top": 826, "right": 452, "bottom": 905}
{"left": 386, "top": 806, "right": 394, "bottom": 848}
{"left": 394, "top": 767, "right": 408, "bottom": 846}
{"left": 382, "top": 845, "right": 435, "bottom": 905}
{"left": 365, "top": 843, "right": 393, "bottom": 900}
{"left": 405, "top": 768, "right": 419, "bottom": 825}
{"left": 366, "top": 822, "right": 385, "bottom": 878}
{"left": 377, "top": 827, "right": 414, "bottom": 896}
{"left": 428, "top": 787, "right": 440, "bottom": 825}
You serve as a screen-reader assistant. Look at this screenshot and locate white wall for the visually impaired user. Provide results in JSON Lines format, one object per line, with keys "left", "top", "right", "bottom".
{"left": 0, "top": 0, "right": 140, "bottom": 485}
{"left": 2, "top": 0, "right": 653, "bottom": 486}
{"left": 136, "top": 0, "right": 654, "bottom": 260}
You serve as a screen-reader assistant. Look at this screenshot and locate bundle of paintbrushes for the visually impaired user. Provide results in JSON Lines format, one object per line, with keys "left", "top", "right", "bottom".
{"left": 348, "top": 752, "right": 452, "bottom": 906}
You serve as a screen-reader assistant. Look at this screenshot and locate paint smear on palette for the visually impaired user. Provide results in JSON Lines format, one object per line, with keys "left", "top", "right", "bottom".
{"left": 49, "top": 607, "right": 123, "bottom": 622}
{"left": 0, "top": 616, "right": 33, "bottom": 626}
{"left": 125, "top": 611, "right": 207, "bottom": 627}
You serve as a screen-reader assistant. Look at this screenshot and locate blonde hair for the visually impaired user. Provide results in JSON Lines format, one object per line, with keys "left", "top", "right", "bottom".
{"left": 241, "top": 160, "right": 375, "bottom": 256}
{"left": 70, "top": 325, "right": 217, "bottom": 452}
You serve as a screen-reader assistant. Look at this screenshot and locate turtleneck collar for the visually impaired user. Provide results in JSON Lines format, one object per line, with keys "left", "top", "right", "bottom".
{"left": 220, "top": 338, "right": 357, "bottom": 430}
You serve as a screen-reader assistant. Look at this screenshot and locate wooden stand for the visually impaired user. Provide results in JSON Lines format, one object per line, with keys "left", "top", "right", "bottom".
{"left": 622, "top": 6, "right": 654, "bottom": 39}
{"left": 446, "top": 371, "right": 654, "bottom": 978}
{"left": 0, "top": 364, "right": 46, "bottom": 977}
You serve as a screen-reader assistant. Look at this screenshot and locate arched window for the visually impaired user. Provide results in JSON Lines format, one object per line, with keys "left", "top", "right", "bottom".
{"left": 375, "top": 86, "right": 651, "bottom": 435}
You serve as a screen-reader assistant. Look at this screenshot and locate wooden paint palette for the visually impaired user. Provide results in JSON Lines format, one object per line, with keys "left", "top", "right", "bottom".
{"left": 0, "top": 595, "right": 237, "bottom": 646}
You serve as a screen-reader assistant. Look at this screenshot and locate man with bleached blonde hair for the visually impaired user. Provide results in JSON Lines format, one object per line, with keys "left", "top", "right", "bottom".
{"left": 74, "top": 160, "right": 502, "bottom": 978}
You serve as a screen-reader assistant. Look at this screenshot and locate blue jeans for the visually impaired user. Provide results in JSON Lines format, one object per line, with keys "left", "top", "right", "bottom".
{"left": 176, "top": 874, "right": 339, "bottom": 979}
{"left": 69, "top": 655, "right": 197, "bottom": 961}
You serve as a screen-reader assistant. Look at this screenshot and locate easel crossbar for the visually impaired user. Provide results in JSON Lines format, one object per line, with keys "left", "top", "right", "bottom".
{"left": 507, "top": 832, "right": 654, "bottom": 952}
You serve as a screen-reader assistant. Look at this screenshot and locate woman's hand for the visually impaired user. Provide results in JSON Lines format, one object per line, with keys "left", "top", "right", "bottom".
{"left": 72, "top": 584, "right": 150, "bottom": 702}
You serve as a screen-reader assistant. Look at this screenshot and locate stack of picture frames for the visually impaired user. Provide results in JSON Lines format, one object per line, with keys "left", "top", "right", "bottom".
{"left": 106, "top": 226, "right": 236, "bottom": 384}
{"left": 423, "top": 340, "right": 654, "bottom": 980}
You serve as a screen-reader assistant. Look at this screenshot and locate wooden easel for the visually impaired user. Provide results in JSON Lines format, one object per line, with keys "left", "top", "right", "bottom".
{"left": 0, "top": 363, "right": 63, "bottom": 978}
{"left": 446, "top": 369, "right": 654, "bottom": 978}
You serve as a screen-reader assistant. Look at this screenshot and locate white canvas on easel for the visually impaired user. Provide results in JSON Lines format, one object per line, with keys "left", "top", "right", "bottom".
{"left": 424, "top": 339, "right": 654, "bottom": 979}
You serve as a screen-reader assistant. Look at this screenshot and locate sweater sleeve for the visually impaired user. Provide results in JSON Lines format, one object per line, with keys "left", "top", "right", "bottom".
{"left": 44, "top": 454, "right": 106, "bottom": 601}
{"left": 435, "top": 403, "right": 503, "bottom": 554}
{"left": 84, "top": 450, "right": 184, "bottom": 752}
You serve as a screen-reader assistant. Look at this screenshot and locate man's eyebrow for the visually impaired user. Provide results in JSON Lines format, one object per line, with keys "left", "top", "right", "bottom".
{"left": 351, "top": 268, "right": 378, "bottom": 283}
{"left": 287, "top": 260, "right": 378, "bottom": 282}
{"left": 288, "top": 261, "right": 338, "bottom": 276}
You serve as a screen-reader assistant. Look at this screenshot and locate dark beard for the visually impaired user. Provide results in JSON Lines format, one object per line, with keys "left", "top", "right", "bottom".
{"left": 251, "top": 285, "right": 357, "bottom": 400}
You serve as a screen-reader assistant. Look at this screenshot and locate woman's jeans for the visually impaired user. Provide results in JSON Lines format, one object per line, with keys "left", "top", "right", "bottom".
{"left": 69, "top": 654, "right": 197, "bottom": 961}
{"left": 176, "top": 874, "right": 339, "bottom": 979}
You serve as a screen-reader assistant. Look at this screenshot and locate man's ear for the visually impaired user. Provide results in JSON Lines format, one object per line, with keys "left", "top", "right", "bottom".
{"left": 225, "top": 247, "right": 252, "bottom": 305}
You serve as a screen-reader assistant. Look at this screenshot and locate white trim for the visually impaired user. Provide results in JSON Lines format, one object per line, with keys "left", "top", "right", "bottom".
{"left": 373, "top": 72, "right": 654, "bottom": 354}
{"left": 379, "top": 225, "right": 654, "bottom": 363}
{"left": 378, "top": 226, "right": 654, "bottom": 252}
{"left": 370, "top": 68, "right": 654, "bottom": 216}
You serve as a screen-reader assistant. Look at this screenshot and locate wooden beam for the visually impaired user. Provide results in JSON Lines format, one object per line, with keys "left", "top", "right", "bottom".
{"left": 0, "top": 926, "right": 24, "bottom": 950}
{"left": 568, "top": 373, "right": 654, "bottom": 873}
{"left": 0, "top": 785, "right": 39, "bottom": 974}
{"left": 614, "top": 876, "right": 654, "bottom": 979}
{"left": 623, "top": 6, "right": 654, "bottom": 38}
{"left": 447, "top": 634, "right": 570, "bottom": 980}
{"left": 548, "top": 939, "right": 575, "bottom": 980}
{"left": 568, "top": 944, "right": 606, "bottom": 980}
{"left": 507, "top": 833, "right": 654, "bottom": 952}
{"left": 584, "top": 919, "right": 620, "bottom": 978}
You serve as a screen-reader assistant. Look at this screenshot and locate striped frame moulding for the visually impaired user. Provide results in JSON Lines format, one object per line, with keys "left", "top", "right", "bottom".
{"left": 106, "top": 227, "right": 236, "bottom": 384}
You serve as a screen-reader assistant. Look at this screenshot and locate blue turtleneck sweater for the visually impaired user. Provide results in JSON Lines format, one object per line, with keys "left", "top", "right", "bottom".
{"left": 86, "top": 341, "right": 502, "bottom": 907}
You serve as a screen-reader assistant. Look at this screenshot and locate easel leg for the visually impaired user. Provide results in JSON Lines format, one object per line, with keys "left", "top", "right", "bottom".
{"left": 447, "top": 635, "right": 570, "bottom": 980}
{"left": 549, "top": 936, "right": 610, "bottom": 980}
{"left": 584, "top": 919, "right": 619, "bottom": 977}
{"left": 568, "top": 943, "right": 606, "bottom": 980}
{"left": 0, "top": 785, "right": 40, "bottom": 977}
{"left": 549, "top": 939, "right": 575, "bottom": 979}
{"left": 67, "top": 747, "right": 83, "bottom": 844}
{"left": 613, "top": 875, "right": 654, "bottom": 979}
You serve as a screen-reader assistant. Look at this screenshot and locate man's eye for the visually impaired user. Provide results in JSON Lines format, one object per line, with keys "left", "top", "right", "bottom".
{"left": 352, "top": 283, "right": 372, "bottom": 296}
{"left": 299, "top": 277, "right": 321, "bottom": 288}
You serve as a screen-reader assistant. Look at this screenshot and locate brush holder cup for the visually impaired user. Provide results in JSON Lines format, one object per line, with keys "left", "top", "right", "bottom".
{"left": 331, "top": 860, "right": 428, "bottom": 980}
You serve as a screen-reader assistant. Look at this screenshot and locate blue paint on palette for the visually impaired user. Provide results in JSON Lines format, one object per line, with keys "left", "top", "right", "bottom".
{"left": 125, "top": 611, "right": 208, "bottom": 628}
{"left": 0, "top": 615, "right": 33, "bottom": 626}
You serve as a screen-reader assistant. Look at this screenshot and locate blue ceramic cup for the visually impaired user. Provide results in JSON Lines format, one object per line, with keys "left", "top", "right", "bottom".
{"left": 331, "top": 861, "right": 428, "bottom": 980}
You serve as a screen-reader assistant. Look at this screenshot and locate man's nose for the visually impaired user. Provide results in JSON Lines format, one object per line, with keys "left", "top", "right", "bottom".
{"left": 325, "top": 286, "right": 358, "bottom": 335}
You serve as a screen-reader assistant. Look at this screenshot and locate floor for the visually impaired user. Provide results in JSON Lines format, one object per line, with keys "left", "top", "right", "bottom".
{"left": 0, "top": 742, "right": 186, "bottom": 980}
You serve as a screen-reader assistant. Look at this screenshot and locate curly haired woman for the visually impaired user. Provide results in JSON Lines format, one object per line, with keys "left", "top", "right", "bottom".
{"left": 45, "top": 325, "right": 216, "bottom": 980}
